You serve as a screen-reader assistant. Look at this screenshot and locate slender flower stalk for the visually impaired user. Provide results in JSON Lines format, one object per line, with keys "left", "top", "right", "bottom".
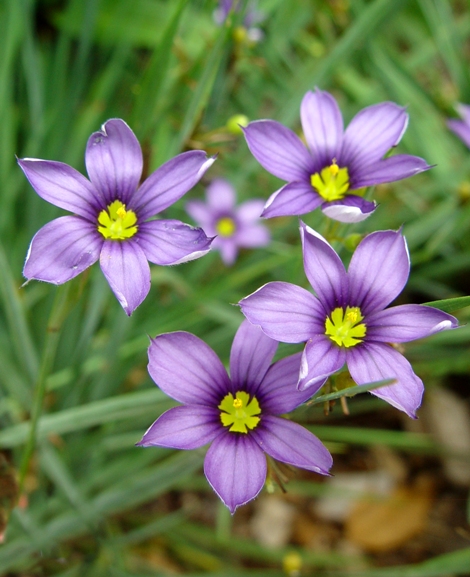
{"left": 138, "top": 320, "right": 332, "bottom": 513}
{"left": 19, "top": 119, "right": 216, "bottom": 315}
{"left": 243, "top": 88, "right": 431, "bottom": 223}
{"left": 186, "top": 178, "right": 270, "bottom": 265}
{"left": 239, "top": 223, "right": 458, "bottom": 418}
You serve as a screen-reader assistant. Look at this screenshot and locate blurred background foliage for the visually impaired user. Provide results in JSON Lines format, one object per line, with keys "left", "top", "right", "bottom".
{"left": 1, "top": 0, "right": 470, "bottom": 574}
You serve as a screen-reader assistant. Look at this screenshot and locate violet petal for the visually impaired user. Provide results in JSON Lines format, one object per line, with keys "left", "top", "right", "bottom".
{"left": 321, "top": 195, "right": 376, "bottom": 223}
{"left": 340, "top": 102, "right": 408, "bottom": 171}
{"left": 85, "top": 119, "right": 143, "bottom": 206}
{"left": 448, "top": 118, "right": 470, "bottom": 149}
{"left": 99, "top": 239, "right": 150, "bottom": 315}
{"left": 147, "top": 331, "right": 231, "bottom": 406}
{"left": 300, "top": 89, "right": 343, "bottom": 171}
{"left": 300, "top": 222, "right": 348, "bottom": 311}
{"left": 230, "top": 319, "right": 278, "bottom": 395}
{"left": 23, "top": 216, "right": 102, "bottom": 283}
{"left": 352, "top": 154, "right": 431, "bottom": 188}
{"left": 204, "top": 432, "right": 266, "bottom": 513}
{"left": 243, "top": 120, "right": 313, "bottom": 182}
{"left": 347, "top": 342, "right": 423, "bottom": 418}
{"left": 239, "top": 281, "right": 324, "bottom": 343}
{"left": 134, "top": 151, "right": 216, "bottom": 220}
{"left": 348, "top": 230, "right": 409, "bottom": 315}
{"left": 367, "top": 304, "right": 458, "bottom": 343}
{"left": 18, "top": 159, "right": 102, "bottom": 220}
{"left": 257, "top": 353, "right": 315, "bottom": 413}
{"left": 138, "top": 220, "right": 213, "bottom": 265}
{"left": 206, "top": 178, "right": 236, "bottom": 210}
{"left": 298, "top": 334, "right": 345, "bottom": 391}
{"left": 137, "top": 406, "right": 222, "bottom": 449}
{"left": 252, "top": 415, "right": 332, "bottom": 474}
{"left": 262, "top": 181, "right": 323, "bottom": 218}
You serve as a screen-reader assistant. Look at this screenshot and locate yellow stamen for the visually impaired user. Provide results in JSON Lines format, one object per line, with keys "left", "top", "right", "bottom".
{"left": 97, "top": 200, "right": 138, "bottom": 240}
{"left": 219, "top": 391, "right": 261, "bottom": 434}
{"left": 216, "top": 216, "right": 237, "bottom": 237}
{"left": 325, "top": 306, "right": 366, "bottom": 348}
{"left": 311, "top": 162, "right": 350, "bottom": 202}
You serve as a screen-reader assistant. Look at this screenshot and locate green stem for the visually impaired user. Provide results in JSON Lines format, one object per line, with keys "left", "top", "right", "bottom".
{"left": 18, "top": 282, "right": 74, "bottom": 493}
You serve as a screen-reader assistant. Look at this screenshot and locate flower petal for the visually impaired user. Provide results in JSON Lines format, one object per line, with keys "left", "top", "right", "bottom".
{"left": 367, "top": 304, "right": 458, "bottom": 342}
{"left": 23, "top": 216, "right": 101, "bottom": 283}
{"left": 348, "top": 230, "right": 409, "bottom": 315}
{"left": 137, "top": 406, "right": 222, "bottom": 450}
{"left": 185, "top": 200, "right": 214, "bottom": 232}
{"left": 257, "top": 353, "right": 315, "bottom": 413}
{"left": 300, "top": 89, "right": 343, "bottom": 170}
{"left": 340, "top": 102, "right": 409, "bottom": 171}
{"left": 204, "top": 432, "right": 266, "bottom": 513}
{"left": 217, "top": 240, "right": 238, "bottom": 266}
{"left": 85, "top": 119, "right": 143, "bottom": 206}
{"left": 18, "top": 159, "right": 102, "bottom": 219}
{"left": 206, "top": 179, "right": 236, "bottom": 211}
{"left": 243, "top": 120, "right": 313, "bottom": 182}
{"left": 99, "top": 239, "right": 150, "bottom": 315}
{"left": 236, "top": 199, "right": 265, "bottom": 222}
{"left": 138, "top": 220, "right": 213, "bottom": 265}
{"left": 351, "top": 155, "right": 431, "bottom": 189}
{"left": 347, "top": 342, "right": 423, "bottom": 418}
{"left": 147, "top": 331, "right": 231, "bottom": 405}
{"left": 134, "top": 151, "right": 216, "bottom": 220}
{"left": 230, "top": 320, "right": 278, "bottom": 394}
{"left": 251, "top": 415, "right": 332, "bottom": 474}
{"left": 298, "top": 334, "right": 345, "bottom": 391}
{"left": 448, "top": 118, "right": 470, "bottom": 149}
{"left": 239, "top": 281, "right": 324, "bottom": 343}
{"left": 235, "top": 224, "right": 270, "bottom": 249}
{"left": 300, "top": 222, "right": 348, "bottom": 311}
{"left": 321, "top": 195, "right": 376, "bottom": 223}
{"left": 262, "top": 181, "right": 323, "bottom": 218}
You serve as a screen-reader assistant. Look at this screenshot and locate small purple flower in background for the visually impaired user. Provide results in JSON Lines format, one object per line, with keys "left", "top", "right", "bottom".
{"left": 19, "top": 119, "right": 215, "bottom": 315}
{"left": 447, "top": 103, "right": 470, "bottom": 148}
{"left": 186, "top": 178, "right": 270, "bottom": 265}
{"left": 138, "top": 320, "right": 332, "bottom": 513}
{"left": 240, "top": 223, "right": 458, "bottom": 418}
{"left": 243, "top": 88, "right": 431, "bottom": 223}
{"left": 214, "top": 0, "right": 265, "bottom": 43}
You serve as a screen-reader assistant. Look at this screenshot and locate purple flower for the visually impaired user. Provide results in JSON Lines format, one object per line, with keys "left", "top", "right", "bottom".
{"left": 214, "top": 0, "right": 264, "bottom": 43}
{"left": 19, "top": 119, "right": 216, "bottom": 315}
{"left": 137, "top": 320, "right": 332, "bottom": 513}
{"left": 186, "top": 178, "right": 270, "bottom": 265}
{"left": 447, "top": 103, "right": 470, "bottom": 148}
{"left": 243, "top": 88, "right": 431, "bottom": 223}
{"left": 239, "top": 223, "right": 458, "bottom": 418}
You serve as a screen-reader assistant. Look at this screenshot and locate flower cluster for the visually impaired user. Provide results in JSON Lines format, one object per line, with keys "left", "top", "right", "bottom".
{"left": 19, "top": 89, "right": 460, "bottom": 512}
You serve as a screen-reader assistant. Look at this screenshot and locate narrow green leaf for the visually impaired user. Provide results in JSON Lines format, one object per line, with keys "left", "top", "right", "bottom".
{"left": 310, "top": 379, "right": 395, "bottom": 405}
{"left": 423, "top": 295, "right": 470, "bottom": 313}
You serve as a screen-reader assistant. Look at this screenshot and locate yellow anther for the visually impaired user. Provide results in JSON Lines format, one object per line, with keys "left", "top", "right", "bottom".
{"left": 329, "top": 161, "right": 339, "bottom": 176}
{"left": 116, "top": 206, "right": 127, "bottom": 219}
{"left": 216, "top": 216, "right": 237, "bottom": 237}
{"left": 233, "top": 398, "right": 243, "bottom": 408}
{"left": 346, "top": 310, "right": 358, "bottom": 323}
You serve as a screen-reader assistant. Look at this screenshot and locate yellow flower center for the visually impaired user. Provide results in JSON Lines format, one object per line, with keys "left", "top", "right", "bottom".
{"left": 311, "top": 161, "right": 350, "bottom": 202}
{"left": 325, "top": 306, "right": 366, "bottom": 348}
{"left": 216, "top": 216, "right": 237, "bottom": 237}
{"left": 97, "top": 200, "right": 138, "bottom": 240}
{"left": 218, "top": 391, "right": 261, "bottom": 433}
